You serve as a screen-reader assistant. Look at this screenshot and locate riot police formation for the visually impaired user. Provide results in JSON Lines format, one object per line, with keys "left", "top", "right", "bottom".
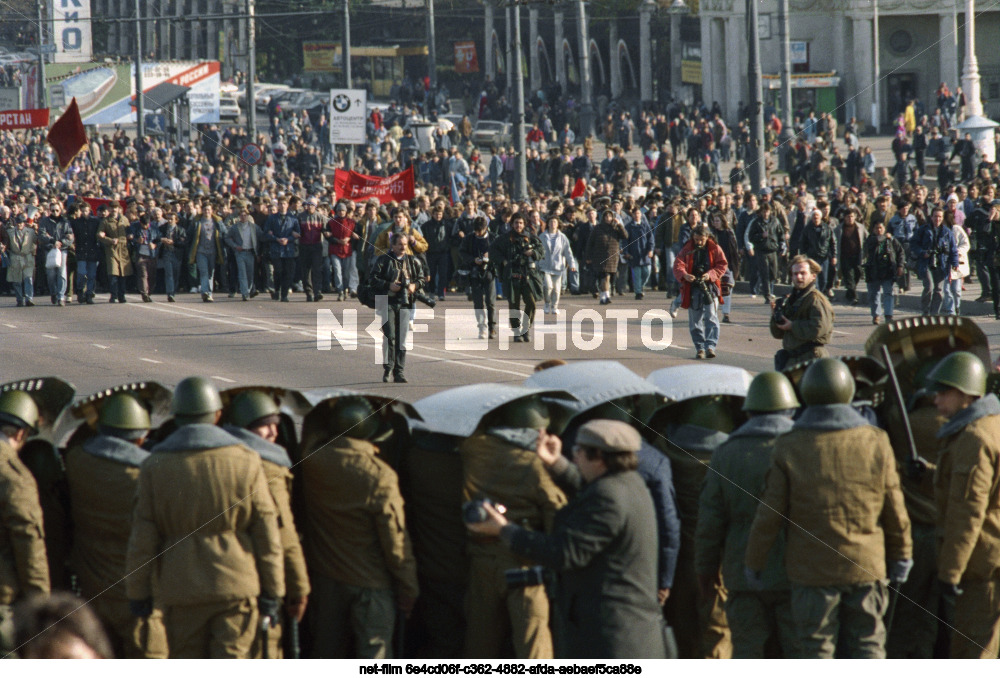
{"left": 3, "top": 316, "right": 1000, "bottom": 658}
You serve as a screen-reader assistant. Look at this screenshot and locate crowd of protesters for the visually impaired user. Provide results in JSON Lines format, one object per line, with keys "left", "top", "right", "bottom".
{"left": 4, "top": 79, "right": 1000, "bottom": 351}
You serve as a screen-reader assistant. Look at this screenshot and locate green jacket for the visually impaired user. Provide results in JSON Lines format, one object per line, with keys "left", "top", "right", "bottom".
{"left": 769, "top": 283, "right": 834, "bottom": 359}
{"left": 695, "top": 414, "right": 793, "bottom": 591}
{"left": 0, "top": 437, "right": 50, "bottom": 605}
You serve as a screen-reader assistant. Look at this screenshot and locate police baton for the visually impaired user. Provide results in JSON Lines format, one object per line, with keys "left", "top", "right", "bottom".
{"left": 879, "top": 345, "right": 927, "bottom": 479}
{"left": 260, "top": 615, "right": 271, "bottom": 660}
{"left": 883, "top": 583, "right": 900, "bottom": 636}
{"left": 286, "top": 616, "right": 301, "bottom": 660}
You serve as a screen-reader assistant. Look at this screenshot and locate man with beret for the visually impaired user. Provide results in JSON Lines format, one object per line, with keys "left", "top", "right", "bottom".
{"left": 466, "top": 420, "right": 666, "bottom": 659}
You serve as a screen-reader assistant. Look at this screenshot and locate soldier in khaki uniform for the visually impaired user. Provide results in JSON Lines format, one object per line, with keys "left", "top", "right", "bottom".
{"left": 125, "top": 377, "right": 285, "bottom": 659}
{"left": 301, "top": 396, "right": 418, "bottom": 659}
{"left": 64, "top": 393, "right": 167, "bottom": 659}
{"left": 97, "top": 202, "right": 133, "bottom": 303}
{"left": 925, "top": 352, "right": 1000, "bottom": 658}
{"left": 224, "top": 390, "right": 311, "bottom": 658}
{"left": 654, "top": 395, "right": 735, "bottom": 659}
{"left": 460, "top": 397, "right": 566, "bottom": 659}
{"left": 695, "top": 372, "right": 800, "bottom": 658}
{"left": 745, "top": 359, "right": 913, "bottom": 658}
{"left": 0, "top": 390, "right": 49, "bottom": 656}
{"left": 770, "top": 254, "right": 835, "bottom": 370}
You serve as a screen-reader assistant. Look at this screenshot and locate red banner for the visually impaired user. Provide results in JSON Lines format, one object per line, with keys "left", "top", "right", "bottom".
{"left": 454, "top": 41, "right": 480, "bottom": 74}
{"left": 79, "top": 197, "right": 127, "bottom": 213}
{"left": 0, "top": 108, "right": 50, "bottom": 130}
{"left": 334, "top": 167, "right": 415, "bottom": 204}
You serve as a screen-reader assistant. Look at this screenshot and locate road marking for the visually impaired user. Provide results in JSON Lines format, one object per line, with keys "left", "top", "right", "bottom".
{"left": 211, "top": 375, "right": 236, "bottom": 383}
{"left": 42, "top": 334, "right": 59, "bottom": 339}
{"left": 832, "top": 330, "right": 850, "bottom": 336}
{"left": 92, "top": 344, "right": 109, "bottom": 349}
{"left": 140, "top": 358, "right": 162, "bottom": 364}
{"left": 132, "top": 302, "right": 285, "bottom": 333}
{"left": 3, "top": 323, "right": 15, "bottom": 328}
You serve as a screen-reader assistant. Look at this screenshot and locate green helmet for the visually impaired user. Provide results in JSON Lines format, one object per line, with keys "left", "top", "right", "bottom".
{"left": 328, "top": 396, "right": 379, "bottom": 441}
{"left": 230, "top": 391, "right": 280, "bottom": 429}
{"left": 800, "top": 359, "right": 856, "bottom": 405}
{"left": 171, "top": 377, "right": 223, "bottom": 421}
{"left": 0, "top": 390, "right": 39, "bottom": 432}
{"left": 743, "top": 372, "right": 800, "bottom": 412}
{"left": 99, "top": 393, "right": 151, "bottom": 430}
{"left": 578, "top": 399, "right": 633, "bottom": 424}
{"left": 925, "top": 351, "right": 987, "bottom": 397}
{"left": 492, "top": 396, "right": 551, "bottom": 430}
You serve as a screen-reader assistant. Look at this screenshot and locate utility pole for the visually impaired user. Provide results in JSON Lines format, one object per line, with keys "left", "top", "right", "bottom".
{"left": 872, "top": 0, "right": 880, "bottom": 132}
{"left": 777, "top": 0, "right": 793, "bottom": 170}
{"left": 512, "top": 2, "right": 527, "bottom": 200}
{"left": 246, "top": 0, "right": 256, "bottom": 136}
{"left": 426, "top": 0, "right": 436, "bottom": 115}
{"left": 135, "top": 0, "right": 144, "bottom": 176}
{"left": 577, "top": 0, "right": 594, "bottom": 138}
{"left": 746, "top": 0, "right": 765, "bottom": 191}
{"left": 35, "top": 1, "right": 46, "bottom": 108}
{"left": 343, "top": 0, "right": 353, "bottom": 170}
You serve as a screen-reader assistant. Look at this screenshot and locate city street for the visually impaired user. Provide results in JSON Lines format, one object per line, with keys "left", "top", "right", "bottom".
{"left": 6, "top": 287, "right": 1000, "bottom": 404}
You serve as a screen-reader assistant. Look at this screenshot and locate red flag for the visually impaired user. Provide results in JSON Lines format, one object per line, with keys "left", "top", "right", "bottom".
{"left": 47, "top": 98, "right": 88, "bottom": 171}
{"left": 570, "top": 178, "right": 586, "bottom": 199}
{"left": 124, "top": 177, "right": 131, "bottom": 195}
{"left": 333, "top": 167, "right": 415, "bottom": 204}
{"left": 230, "top": 173, "right": 238, "bottom": 195}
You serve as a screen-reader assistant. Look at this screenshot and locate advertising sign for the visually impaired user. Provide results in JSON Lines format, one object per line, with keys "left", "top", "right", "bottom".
{"left": 454, "top": 41, "right": 479, "bottom": 74}
{"left": 329, "top": 88, "right": 366, "bottom": 145}
{"left": 52, "top": 0, "right": 93, "bottom": 63}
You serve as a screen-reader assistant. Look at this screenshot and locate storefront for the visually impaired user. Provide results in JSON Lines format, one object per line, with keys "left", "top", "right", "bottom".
{"left": 763, "top": 73, "right": 840, "bottom": 120}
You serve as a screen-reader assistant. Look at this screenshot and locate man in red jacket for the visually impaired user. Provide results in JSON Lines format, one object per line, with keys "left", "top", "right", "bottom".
{"left": 673, "top": 225, "right": 728, "bottom": 360}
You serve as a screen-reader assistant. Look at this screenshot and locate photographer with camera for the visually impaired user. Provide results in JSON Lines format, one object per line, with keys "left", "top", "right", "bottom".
{"left": 459, "top": 397, "right": 567, "bottom": 658}
{"left": 491, "top": 214, "right": 544, "bottom": 342}
{"left": 673, "top": 225, "right": 728, "bottom": 360}
{"left": 770, "top": 255, "right": 834, "bottom": 370}
{"left": 911, "top": 206, "right": 958, "bottom": 316}
{"left": 460, "top": 216, "right": 497, "bottom": 339}
{"left": 465, "top": 420, "right": 666, "bottom": 659}
{"left": 368, "top": 232, "right": 426, "bottom": 383}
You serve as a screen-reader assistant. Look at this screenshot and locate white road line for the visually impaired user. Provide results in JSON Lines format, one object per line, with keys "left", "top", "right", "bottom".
{"left": 92, "top": 344, "right": 109, "bottom": 349}
{"left": 140, "top": 358, "right": 163, "bottom": 364}
{"left": 42, "top": 334, "right": 59, "bottom": 339}
{"left": 211, "top": 376, "right": 236, "bottom": 383}
{"left": 3, "top": 323, "right": 15, "bottom": 328}
{"left": 131, "top": 302, "right": 285, "bottom": 333}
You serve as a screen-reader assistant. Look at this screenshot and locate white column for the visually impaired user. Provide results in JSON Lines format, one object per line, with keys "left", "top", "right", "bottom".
{"left": 609, "top": 20, "right": 621, "bottom": 99}
{"left": 940, "top": 10, "right": 959, "bottom": 92}
{"left": 724, "top": 16, "right": 741, "bottom": 122}
{"left": 709, "top": 17, "right": 724, "bottom": 110}
{"left": 485, "top": 4, "right": 495, "bottom": 81}
{"left": 962, "top": 0, "right": 983, "bottom": 117}
{"left": 554, "top": 9, "right": 566, "bottom": 92}
{"left": 529, "top": 7, "right": 540, "bottom": 93}
{"left": 852, "top": 16, "right": 873, "bottom": 129}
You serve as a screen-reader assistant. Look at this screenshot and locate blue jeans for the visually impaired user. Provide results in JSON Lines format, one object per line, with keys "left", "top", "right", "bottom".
{"left": 631, "top": 264, "right": 651, "bottom": 293}
{"left": 196, "top": 252, "right": 215, "bottom": 295}
{"left": 235, "top": 250, "right": 255, "bottom": 297}
{"left": 867, "top": 279, "right": 895, "bottom": 318}
{"left": 918, "top": 267, "right": 945, "bottom": 314}
{"left": 942, "top": 277, "right": 961, "bottom": 316}
{"left": 77, "top": 260, "right": 98, "bottom": 297}
{"left": 46, "top": 266, "right": 67, "bottom": 301}
{"left": 330, "top": 254, "right": 357, "bottom": 293}
{"left": 162, "top": 254, "right": 181, "bottom": 296}
{"left": 12, "top": 275, "right": 33, "bottom": 303}
{"left": 688, "top": 287, "right": 719, "bottom": 351}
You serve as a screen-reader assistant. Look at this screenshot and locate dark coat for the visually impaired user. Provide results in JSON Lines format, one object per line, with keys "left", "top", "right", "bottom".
{"left": 506, "top": 463, "right": 666, "bottom": 659}
{"left": 584, "top": 219, "right": 628, "bottom": 274}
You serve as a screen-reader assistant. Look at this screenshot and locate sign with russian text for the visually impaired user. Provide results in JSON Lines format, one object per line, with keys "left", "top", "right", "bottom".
{"left": 52, "top": 0, "right": 93, "bottom": 64}
{"left": 0, "top": 108, "right": 50, "bottom": 130}
{"left": 334, "top": 167, "right": 415, "bottom": 204}
{"left": 329, "top": 88, "right": 367, "bottom": 145}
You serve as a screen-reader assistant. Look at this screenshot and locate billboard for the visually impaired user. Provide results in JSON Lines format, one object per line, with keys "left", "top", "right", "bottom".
{"left": 51, "top": 0, "right": 93, "bottom": 64}
{"left": 454, "top": 41, "right": 479, "bottom": 74}
{"left": 45, "top": 61, "right": 221, "bottom": 125}
{"left": 304, "top": 42, "right": 340, "bottom": 73}
{"left": 329, "top": 88, "right": 366, "bottom": 144}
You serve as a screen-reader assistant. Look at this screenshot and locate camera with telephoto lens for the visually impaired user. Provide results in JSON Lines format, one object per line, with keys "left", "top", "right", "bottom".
{"left": 504, "top": 565, "right": 553, "bottom": 589}
{"left": 462, "top": 498, "right": 501, "bottom": 523}
{"left": 771, "top": 295, "right": 788, "bottom": 325}
{"left": 413, "top": 290, "right": 437, "bottom": 308}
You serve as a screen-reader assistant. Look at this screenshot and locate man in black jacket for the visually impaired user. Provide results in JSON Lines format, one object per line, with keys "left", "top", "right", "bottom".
{"left": 71, "top": 201, "right": 102, "bottom": 304}
{"left": 459, "top": 217, "right": 497, "bottom": 339}
{"left": 466, "top": 420, "right": 667, "bottom": 659}
{"left": 368, "top": 232, "right": 420, "bottom": 383}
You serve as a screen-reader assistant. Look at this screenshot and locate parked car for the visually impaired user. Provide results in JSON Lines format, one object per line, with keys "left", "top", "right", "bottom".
{"left": 219, "top": 94, "right": 240, "bottom": 123}
{"left": 472, "top": 119, "right": 512, "bottom": 148}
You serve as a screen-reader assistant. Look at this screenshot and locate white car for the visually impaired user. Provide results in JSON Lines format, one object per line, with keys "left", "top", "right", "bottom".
{"left": 219, "top": 94, "right": 240, "bottom": 123}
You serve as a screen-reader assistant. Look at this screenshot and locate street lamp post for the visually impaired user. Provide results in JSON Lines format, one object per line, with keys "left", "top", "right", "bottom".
{"left": 426, "top": 0, "right": 436, "bottom": 115}
{"left": 577, "top": 0, "right": 594, "bottom": 138}
{"left": 135, "top": 0, "right": 144, "bottom": 176}
{"left": 343, "top": 0, "right": 354, "bottom": 170}
{"left": 962, "top": 0, "right": 983, "bottom": 118}
{"left": 35, "top": 1, "right": 46, "bottom": 109}
{"left": 246, "top": 0, "right": 256, "bottom": 136}
{"left": 512, "top": 2, "right": 528, "bottom": 199}
{"left": 746, "top": 0, "right": 765, "bottom": 191}
{"left": 872, "top": 0, "right": 880, "bottom": 132}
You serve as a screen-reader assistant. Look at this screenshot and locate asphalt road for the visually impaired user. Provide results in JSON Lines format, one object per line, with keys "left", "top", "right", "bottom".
{"left": 7, "top": 288, "right": 999, "bottom": 404}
